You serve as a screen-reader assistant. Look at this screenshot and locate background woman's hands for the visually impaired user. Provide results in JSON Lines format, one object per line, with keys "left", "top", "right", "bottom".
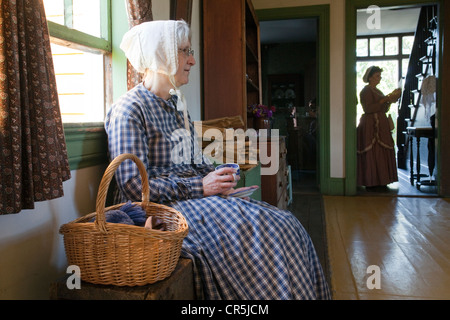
{"left": 389, "top": 88, "right": 402, "bottom": 102}
{"left": 381, "top": 88, "right": 402, "bottom": 108}
{"left": 202, "top": 167, "right": 239, "bottom": 197}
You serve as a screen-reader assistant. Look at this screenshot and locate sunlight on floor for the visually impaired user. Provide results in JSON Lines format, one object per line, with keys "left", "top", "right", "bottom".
{"left": 324, "top": 196, "right": 450, "bottom": 300}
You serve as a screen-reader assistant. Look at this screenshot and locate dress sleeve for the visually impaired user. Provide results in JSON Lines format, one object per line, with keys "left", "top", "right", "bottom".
{"left": 360, "top": 86, "right": 388, "bottom": 114}
{"left": 105, "top": 108, "right": 205, "bottom": 203}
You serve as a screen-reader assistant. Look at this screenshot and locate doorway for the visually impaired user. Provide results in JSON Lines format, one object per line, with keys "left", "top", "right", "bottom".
{"left": 260, "top": 18, "right": 319, "bottom": 192}
{"left": 256, "top": 5, "right": 330, "bottom": 194}
{"left": 356, "top": 5, "right": 438, "bottom": 196}
{"left": 345, "top": 0, "right": 442, "bottom": 196}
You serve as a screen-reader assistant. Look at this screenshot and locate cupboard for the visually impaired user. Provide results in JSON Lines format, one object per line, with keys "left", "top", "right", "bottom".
{"left": 202, "top": 0, "right": 261, "bottom": 128}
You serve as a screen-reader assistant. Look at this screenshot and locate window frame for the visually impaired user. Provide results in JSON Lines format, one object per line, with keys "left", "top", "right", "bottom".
{"left": 356, "top": 32, "right": 414, "bottom": 83}
{"left": 46, "top": 0, "right": 112, "bottom": 170}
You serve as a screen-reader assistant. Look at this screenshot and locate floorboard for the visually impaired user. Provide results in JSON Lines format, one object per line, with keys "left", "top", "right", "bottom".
{"left": 288, "top": 179, "right": 331, "bottom": 291}
{"left": 323, "top": 196, "right": 450, "bottom": 300}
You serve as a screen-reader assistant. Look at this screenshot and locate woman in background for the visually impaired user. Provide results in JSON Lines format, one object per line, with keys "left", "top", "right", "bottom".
{"left": 104, "top": 20, "right": 330, "bottom": 300}
{"left": 357, "top": 66, "right": 401, "bottom": 191}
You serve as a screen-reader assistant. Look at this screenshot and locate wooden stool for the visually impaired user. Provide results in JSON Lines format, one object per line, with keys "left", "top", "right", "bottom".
{"left": 49, "top": 258, "right": 195, "bottom": 300}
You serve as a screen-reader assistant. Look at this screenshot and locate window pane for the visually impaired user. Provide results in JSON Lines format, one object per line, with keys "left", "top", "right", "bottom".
{"left": 43, "top": 0, "right": 102, "bottom": 39}
{"left": 370, "top": 38, "right": 383, "bottom": 56}
{"left": 73, "top": 0, "right": 102, "bottom": 38}
{"left": 402, "top": 36, "right": 415, "bottom": 55}
{"left": 385, "top": 37, "right": 399, "bottom": 55}
{"left": 51, "top": 43, "right": 105, "bottom": 123}
{"left": 43, "top": 0, "right": 64, "bottom": 25}
{"left": 356, "top": 39, "right": 368, "bottom": 57}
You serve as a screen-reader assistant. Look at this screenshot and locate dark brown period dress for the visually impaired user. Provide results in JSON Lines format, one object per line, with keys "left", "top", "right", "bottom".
{"left": 357, "top": 85, "right": 398, "bottom": 187}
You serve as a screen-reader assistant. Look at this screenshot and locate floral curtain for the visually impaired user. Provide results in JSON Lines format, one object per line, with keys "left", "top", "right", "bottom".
{"left": 124, "top": 0, "right": 153, "bottom": 90}
{"left": 0, "top": 0, "right": 71, "bottom": 215}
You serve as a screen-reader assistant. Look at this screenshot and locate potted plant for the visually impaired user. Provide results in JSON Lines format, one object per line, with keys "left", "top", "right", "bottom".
{"left": 247, "top": 104, "right": 276, "bottom": 130}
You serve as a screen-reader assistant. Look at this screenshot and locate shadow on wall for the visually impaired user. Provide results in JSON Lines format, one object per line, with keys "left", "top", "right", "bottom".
{"left": 0, "top": 222, "right": 60, "bottom": 299}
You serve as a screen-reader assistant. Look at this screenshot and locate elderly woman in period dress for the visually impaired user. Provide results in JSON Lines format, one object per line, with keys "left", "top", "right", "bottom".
{"left": 105, "top": 20, "right": 330, "bottom": 300}
{"left": 357, "top": 66, "right": 401, "bottom": 190}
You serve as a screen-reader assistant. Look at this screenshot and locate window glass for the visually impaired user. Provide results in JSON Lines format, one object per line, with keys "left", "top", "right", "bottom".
{"left": 402, "top": 36, "right": 415, "bottom": 55}
{"left": 44, "top": 0, "right": 110, "bottom": 123}
{"left": 385, "top": 37, "right": 399, "bottom": 55}
{"left": 44, "top": 0, "right": 102, "bottom": 38}
{"left": 369, "top": 38, "right": 383, "bottom": 56}
{"left": 356, "top": 39, "right": 368, "bottom": 57}
{"left": 51, "top": 43, "right": 105, "bottom": 123}
{"left": 43, "top": 0, "right": 64, "bottom": 25}
{"left": 73, "top": 0, "right": 102, "bottom": 38}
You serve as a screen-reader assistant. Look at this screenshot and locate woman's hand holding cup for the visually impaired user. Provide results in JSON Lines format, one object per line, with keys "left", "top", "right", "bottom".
{"left": 202, "top": 163, "right": 240, "bottom": 197}
{"left": 215, "top": 163, "right": 240, "bottom": 182}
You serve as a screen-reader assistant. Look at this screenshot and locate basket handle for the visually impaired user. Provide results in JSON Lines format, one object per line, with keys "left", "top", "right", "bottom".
{"left": 95, "top": 153, "right": 150, "bottom": 233}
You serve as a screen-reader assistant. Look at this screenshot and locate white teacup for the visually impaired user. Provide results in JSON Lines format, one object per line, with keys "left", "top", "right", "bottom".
{"left": 215, "top": 163, "right": 240, "bottom": 181}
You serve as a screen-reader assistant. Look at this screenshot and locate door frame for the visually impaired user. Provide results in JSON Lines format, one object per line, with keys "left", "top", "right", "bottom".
{"left": 345, "top": 0, "right": 444, "bottom": 195}
{"left": 256, "top": 5, "right": 331, "bottom": 194}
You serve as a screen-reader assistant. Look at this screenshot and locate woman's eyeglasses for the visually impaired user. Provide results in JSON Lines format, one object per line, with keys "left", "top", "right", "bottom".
{"left": 179, "top": 47, "right": 195, "bottom": 57}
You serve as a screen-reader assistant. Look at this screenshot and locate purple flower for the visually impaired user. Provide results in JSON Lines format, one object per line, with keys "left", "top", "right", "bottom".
{"left": 247, "top": 104, "right": 276, "bottom": 118}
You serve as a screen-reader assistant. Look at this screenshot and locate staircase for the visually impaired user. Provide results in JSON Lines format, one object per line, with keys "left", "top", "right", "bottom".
{"left": 397, "top": 5, "right": 438, "bottom": 178}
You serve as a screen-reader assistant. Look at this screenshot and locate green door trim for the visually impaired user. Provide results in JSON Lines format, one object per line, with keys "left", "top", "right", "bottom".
{"left": 256, "top": 5, "right": 332, "bottom": 194}
{"left": 345, "top": 0, "right": 443, "bottom": 195}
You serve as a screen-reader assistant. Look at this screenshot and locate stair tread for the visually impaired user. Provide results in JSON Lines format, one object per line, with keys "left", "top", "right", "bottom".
{"left": 419, "top": 56, "right": 432, "bottom": 62}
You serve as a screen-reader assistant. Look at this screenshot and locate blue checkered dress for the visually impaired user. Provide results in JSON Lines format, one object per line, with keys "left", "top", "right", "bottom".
{"left": 105, "top": 83, "right": 330, "bottom": 300}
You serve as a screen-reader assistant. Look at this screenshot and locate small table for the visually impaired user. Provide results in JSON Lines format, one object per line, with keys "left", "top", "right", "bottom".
{"left": 406, "top": 126, "right": 436, "bottom": 190}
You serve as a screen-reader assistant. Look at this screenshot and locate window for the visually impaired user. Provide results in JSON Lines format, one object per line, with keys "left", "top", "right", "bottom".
{"left": 51, "top": 43, "right": 105, "bottom": 123}
{"left": 369, "top": 38, "right": 383, "bottom": 56}
{"left": 357, "top": 34, "right": 414, "bottom": 59}
{"left": 355, "top": 33, "right": 415, "bottom": 140}
{"left": 45, "top": 0, "right": 104, "bottom": 38}
{"left": 44, "top": 0, "right": 111, "bottom": 123}
{"left": 385, "top": 37, "right": 399, "bottom": 55}
{"left": 402, "top": 36, "right": 414, "bottom": 55}
{"left": 356, "top": 38, "right": 368, "bottom": 57}
{"left": 356, "top": 34, "right": 414, "bottom": 82}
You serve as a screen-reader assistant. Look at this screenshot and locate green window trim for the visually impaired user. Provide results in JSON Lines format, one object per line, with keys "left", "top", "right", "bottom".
{"left": 64, "top": 123, "right": 108, "bottom": 170}
{"left": 47, "top": 0, "right": 112, "bottom": 52}
{"left": 48, "top": 21, "right": 111, "bottom": 52}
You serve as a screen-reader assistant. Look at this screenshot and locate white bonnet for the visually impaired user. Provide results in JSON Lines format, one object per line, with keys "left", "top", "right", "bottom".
{"left": 363, "top": 66, "right": 374, "bottom": 83}
{"left": 120, "top": 20, "right": 179, "bottom": 75}
{"left": 363, "top": 66, "right": 383, "bottom": 83}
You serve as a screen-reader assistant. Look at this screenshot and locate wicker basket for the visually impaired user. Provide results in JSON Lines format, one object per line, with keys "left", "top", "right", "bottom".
{"left": 59, "top": 153, "right": 189, "bottom": 286}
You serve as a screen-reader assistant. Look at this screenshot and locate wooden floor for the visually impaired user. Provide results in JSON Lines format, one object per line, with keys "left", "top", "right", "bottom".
{"left": 288, "top": 190, "right": 331, "bottom": 288}
{"left": 289, "top": 169, "right": 449, "bottom": 300}
{"left": 324, "top": 195, "right": 450, "bottom": 300}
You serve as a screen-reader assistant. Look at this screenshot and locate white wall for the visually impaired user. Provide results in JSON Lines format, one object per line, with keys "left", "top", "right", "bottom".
{"left": 0, "top": 165, "right": 106, "bottom": 299}
{"left": 253, "top": 0, "right": 346, "bottom": 179}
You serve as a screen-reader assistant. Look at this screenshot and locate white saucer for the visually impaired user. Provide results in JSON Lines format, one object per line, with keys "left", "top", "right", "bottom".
{"left": 228, "top": 186, "right": 259, "bottom": 198}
